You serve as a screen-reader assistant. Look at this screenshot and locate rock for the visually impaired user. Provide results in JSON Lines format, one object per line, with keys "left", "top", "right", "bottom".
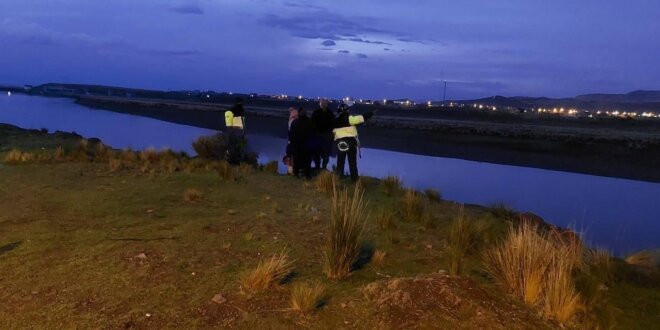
{"left": 212, "top": 293, "right": 227, "bottom": 304}
{"left": 256, "top": 212, "right": 267, "bottom": 219}
{"left": 134, "top": 253, "right": 147, "bottom": 260}
{"left": 146, "top": 209, "right": 155, "bottom": 213}
{"left": 226, "top": 209, "right": 237, "bottom": 215}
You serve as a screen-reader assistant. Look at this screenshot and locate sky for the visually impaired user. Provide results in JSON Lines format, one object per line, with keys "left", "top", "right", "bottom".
{"left": 1, "top": 0, "right": 659, "bottom": 100}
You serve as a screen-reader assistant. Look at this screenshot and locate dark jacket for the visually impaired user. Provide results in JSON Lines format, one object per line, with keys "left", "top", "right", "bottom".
{"left": 289, "top": 115, "right": 314, "bottom": 148}
{"left": 312, "top": 108, "right": 335, "bottom": 134}
{"left": 228, "top": 104, "right": 245, "bottom": 117}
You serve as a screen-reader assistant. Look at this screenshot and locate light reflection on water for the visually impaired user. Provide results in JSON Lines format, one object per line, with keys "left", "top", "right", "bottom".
{"left": 1, "top": 94, "right": 659, "bottom": 255}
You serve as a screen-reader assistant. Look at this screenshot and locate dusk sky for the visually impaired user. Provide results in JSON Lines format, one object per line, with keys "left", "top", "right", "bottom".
{"left": 1, "top": 0, "right": 659, "bottom": 100}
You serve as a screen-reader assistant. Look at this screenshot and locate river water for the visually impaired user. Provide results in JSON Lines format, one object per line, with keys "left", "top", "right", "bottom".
{"left": 1, "top": 93, "right": 658, "bottom": 255}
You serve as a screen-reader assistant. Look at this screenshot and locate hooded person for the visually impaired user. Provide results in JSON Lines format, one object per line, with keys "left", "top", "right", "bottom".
{"left": 288, "top": 108, "right": 314, "bottom": 179}
{"left": 333, "top": 100, "right": 374, "bottom": 181}
{"left": 224, "top": 97, "right": 245, "bottom": 136}
{"left": 311, "top": 99, "right": 335, "bottom": 170}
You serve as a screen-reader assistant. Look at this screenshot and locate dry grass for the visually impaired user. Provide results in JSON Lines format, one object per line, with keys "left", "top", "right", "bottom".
{"left": 447, "top": 208, "right": 483, "bottom": 276}
{"left": 217, "top": 161, "right": 235, "bottom": 181}
{"left": 625, "top": 250, "right": 659, "bottom": 268}
{"left": 108, "top": 158, "right": 123, "bottom": 172}
{"left": 240, "top": 250, "right": 294, "bottom": 293}
{"left": 372, "top": 249, "right": 387, "bottom": 266}
{"left": 3, "top": 149, "right": 34, "bottom": 164}
{"left": 375, "top": 210, "right": 396, "bottom": 231}
{"left": 484, "top": 221, "right": 584, "bottom": 322}
{"left": 290, "top": 282, "right": 326, "bottom": 315}
{"left": 262, "top": 160, "right": 279, "bottom": 174}
{"left": 381, "top": 175, "right": 403, "bottom": 196}
{"left": 183, "top": 188, "right": 203, "bottom": 202}
{"left": 53, "top": 146, "right": 66, "bottom": 161}
{"left": 324, "top": 184, "right": 367, "bottom": 280}
{"left": 139, "top": 147, "right": 160, "bottom": 163}
{"left": 484, "top": 221, "right": 556, "bottom": 305}
{"left": 316, "top": 171, "right": 336, "bottom": 195}
{"left": 400, "top": 189, "right": 425, "bottom": 222}
{"left": 425, "top": 189, "right": 442, "bottom": 202}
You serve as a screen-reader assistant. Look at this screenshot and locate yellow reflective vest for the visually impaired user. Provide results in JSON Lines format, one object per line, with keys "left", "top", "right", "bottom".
{"left": 225, "top": 111, "right": 244, "bottom": 129}
{"left": 333, "top": 115, "right": 365, "bottom": 140}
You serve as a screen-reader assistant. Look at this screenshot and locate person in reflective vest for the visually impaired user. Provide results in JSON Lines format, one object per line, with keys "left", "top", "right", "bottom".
{"left": 224, "top": 97, "right": 245, "bottom": 136}
{"left": 333, "top": 101, "right": 374, "bottom": 181}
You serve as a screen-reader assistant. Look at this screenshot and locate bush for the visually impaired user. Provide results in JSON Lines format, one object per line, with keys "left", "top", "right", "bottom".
{"left": 425, "top": 189, "right": 442, "bottom": 202}
{"left": 290, "top": 282, "right": 326, "bottom": 315}
{"left": 240, "top": 250, "right": 294, "bottom": 294}
{"left": 324, "top": 184, "right": 367, "bottom": 280}
{"left": 192, "top": 133, "right": 257, "bottom": 165}
{"left": 3, "top": 149, "right": 34, "bottom": 164}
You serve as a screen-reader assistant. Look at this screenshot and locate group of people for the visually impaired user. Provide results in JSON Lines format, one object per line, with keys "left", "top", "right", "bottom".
{"left": 224, "top": 98, "right": 375, "bottom": 181}
{"left": 287, "top": 99, "right": 375, "bottom": 181}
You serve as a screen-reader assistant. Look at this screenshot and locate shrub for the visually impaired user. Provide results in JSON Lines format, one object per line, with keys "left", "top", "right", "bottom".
{"left": 400, "top": 189, "right": 425, "bottom": 223}
{"left": 424, "top": 189, "right": 442, "bottom": 202}
{"left": 324, "top": 184, "right": 367, "bottom": 280}
{"left": 381, "top": 175, "right": 403, "bottom": 196}
{"left": 447, "top": 209, "right": 483, "bottom": 276}
{"left": 120, "top": 148, "right": 138, "bottom": 164}
{"left": 183, "top": 188, "right": 203, "bottom": 202}
{"left": 262, "top": 160, "right": 279, "bottom": 174}
{"left": 240, "top": 250, "right": 294, "bottom": 293}
{"left": 53, "top": 146, "right": 66, "bottom": 161}
{"left": 290, "top": 282, "right": 326, "bottom": 315}
{"left": 94, "top": 143, "right": 111, "bottom": 162}
{"left": 315, "top": 171, "right": 336, "bottom": 195}
{"left": 488, "top": 202, "right": 517, "bottom": 220}
{"left": 193, "top": 133, "right": 257, "bottom": 165}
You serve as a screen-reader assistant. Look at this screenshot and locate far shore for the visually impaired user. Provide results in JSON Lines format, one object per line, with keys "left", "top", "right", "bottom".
{"left": 72, "top": 96, "right": 660, "bottom": 183}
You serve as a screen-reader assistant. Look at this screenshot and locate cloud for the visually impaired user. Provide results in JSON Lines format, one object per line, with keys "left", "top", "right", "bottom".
{"left": 355, "top": 53, "right": 368, "bottom": 59}
{"left": 321, "top": 40, "right": 336, "bottom": 47}
{"left": 0, "top": 18, "right": 115, "bottom": 47}
{"left": 260, "top": 13, "right": 393, "bottom": 42}
{"left": 338, "top": 50, "right": 350, "bottom": 54}
{"left": 170, "top": 4, "right": 205, "bottom": 15}
{"left": 347, "top": 37, "right": 391, "bottom": 45}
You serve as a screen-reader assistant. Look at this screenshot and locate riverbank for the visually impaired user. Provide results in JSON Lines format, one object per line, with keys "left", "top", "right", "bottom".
{"left": 1, "top": 124, "right": 658, "bottom": 328}
{"left": 76, "top": 96, "right": 660, "bottom": 183}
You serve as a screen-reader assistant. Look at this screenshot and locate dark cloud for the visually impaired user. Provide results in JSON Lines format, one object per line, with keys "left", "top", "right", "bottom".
{"left": 283, "top": 1, "right": 326, "bottom": 11}
{"left": 338, "top": 50, "right": 350, "bottom": 54}
{"left": 170, "top": 4, "right": 205, "bottom": 15}
{"left": 347, "top": 37, "right": 391, "bottom": 45}
{"left": 321, "top": 40, "right": 336, "bottom": 47}
{"left": 141, "top": 49, "right": 202, "bottom": 57}
{"left": 355, "top": 53, "right": 368, "bottom": 59}
{"left": 260, "top": 13, "right": 397, "bottom": 43}
{"left": 383, "top": 48, "right": 391, "bottom": 51}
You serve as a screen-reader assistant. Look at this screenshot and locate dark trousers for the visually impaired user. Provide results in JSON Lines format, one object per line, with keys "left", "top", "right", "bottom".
{"left": 293, "top": 146, "right": 312, "bottom": 179}
{"left": 335, "top": 137, "right": 358, "bottom": 181}
{"left": 313, "top": 134, "right": 333, "bottom": 170}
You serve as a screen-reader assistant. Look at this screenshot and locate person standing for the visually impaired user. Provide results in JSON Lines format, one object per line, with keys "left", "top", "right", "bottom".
{"left": 311, "top": 99, "right": 335, "bottom": 171}
{"left": 289, "top": 108, "right": 314, "bottom": 179}
{"left": 224, "top": 97, "right": 245, "bottom": 136}
{"left": 333, "top": 101, "right": 374, "bottom": 181}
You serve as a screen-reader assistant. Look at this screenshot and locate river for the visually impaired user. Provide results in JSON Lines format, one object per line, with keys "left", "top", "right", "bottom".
{"left": 1, "top": 93, "right": 658, "bottom": 256}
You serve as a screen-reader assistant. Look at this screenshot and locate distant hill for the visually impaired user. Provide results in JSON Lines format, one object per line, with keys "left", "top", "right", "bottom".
{"left": 454, "top": 91, "right": 660, "bottom": 112}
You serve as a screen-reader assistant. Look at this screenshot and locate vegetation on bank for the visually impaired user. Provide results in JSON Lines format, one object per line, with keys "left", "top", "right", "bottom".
{"left": 0, "top": 124, "right": 658, "bottom": 329}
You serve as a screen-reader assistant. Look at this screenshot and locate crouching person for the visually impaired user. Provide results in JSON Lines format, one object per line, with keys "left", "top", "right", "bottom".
{"left": 333, "top": 101, "right": 374, "bottom": 181}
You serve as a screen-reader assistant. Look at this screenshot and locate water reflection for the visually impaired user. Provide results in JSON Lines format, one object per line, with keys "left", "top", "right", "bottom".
{"left": 1, "top": 94, "right": 659, "bottom": 255}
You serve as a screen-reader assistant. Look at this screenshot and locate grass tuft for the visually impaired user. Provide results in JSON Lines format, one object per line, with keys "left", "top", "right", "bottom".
{"left": 315, "top": 171, "right": 336, "bottom": 195}
{"left": 324, "top": 183, "right": 367, "bottom": 280}
{"left": 400, "top": 189, "right": 425, "bottom": 223}
{"left": 3, "top": 149, "right": 34, "bottom": 164}
{"left": 447, "top": 207, "right": 483, "bottom": 276}
{"left": 240, "top": 250, "right": 294, "bottom": 293}
{"left": 381, "top": 175, "right": 403, "bottom": 196}
{"left": 183, "top": 188, "right": 203, "bottom": 202}
{"left": 372, "top": 249, "right": 387, "bottom": 266}
{"left": 262, "top": 160, "right": 279, "bottom": 174}
{"left": 290, "top": 282, "right": 326, "bottom": 315}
